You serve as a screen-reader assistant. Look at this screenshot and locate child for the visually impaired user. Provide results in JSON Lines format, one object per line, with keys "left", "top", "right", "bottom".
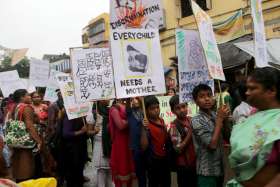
{"left": 144, "top": 96, "right": 171, "bottom": 187}
{"left": 191, "top": 84, "right": 230, "bottom": 187}
{"left": 169, "top": 95, "right": 196, "bottom": 187}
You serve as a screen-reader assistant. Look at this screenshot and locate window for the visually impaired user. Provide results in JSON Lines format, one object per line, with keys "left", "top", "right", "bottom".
{"left": 181, "top": 0, "right": 211, "bottom": 18}
{"left": 88, "top": 20, "right": 105, "bottom": 37}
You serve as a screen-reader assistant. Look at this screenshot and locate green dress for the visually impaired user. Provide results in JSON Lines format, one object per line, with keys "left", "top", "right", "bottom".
{"left": 227, "top": 109, "right": 280, "bottom": 186}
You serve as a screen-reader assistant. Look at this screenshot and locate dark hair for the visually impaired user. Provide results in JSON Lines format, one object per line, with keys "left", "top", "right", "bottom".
{"left": 236, "top": 81, "right": 247, "bottom": 101}
{"left": 13, "top": 89, "right": 28, "bottom": 103}
{"left": 221, "top": 83, "right": 230, "bottom": 92}
{"left": 249, "top": 67, "right": 280, "bottom": 102}
{"left": 144, "top": 95, "right": 159, "bottom": 110}
{"left": 30, "top": 91, "right": 40, "bottom": 98}
{"left": 192, "top": 84, "right": 212, "bottom": 101}
{"left": 169, "top": 95, "right": 179, "bottom": 111}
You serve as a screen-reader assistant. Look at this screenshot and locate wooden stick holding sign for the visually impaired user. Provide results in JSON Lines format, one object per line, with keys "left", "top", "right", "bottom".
{"left": 140, "top": 97, "right": 149, "bottom": 151}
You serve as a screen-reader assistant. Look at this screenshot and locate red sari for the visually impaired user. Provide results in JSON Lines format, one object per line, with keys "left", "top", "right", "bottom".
{"left": 109, "top": 104, "right": 136, "bottom": 187}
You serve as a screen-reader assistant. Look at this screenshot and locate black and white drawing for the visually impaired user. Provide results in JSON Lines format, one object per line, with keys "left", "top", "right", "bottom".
{"left": 126, "top": 45, "right": 148, "bottom": 74}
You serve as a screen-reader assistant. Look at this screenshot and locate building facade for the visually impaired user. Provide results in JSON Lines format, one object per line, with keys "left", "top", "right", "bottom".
{"left": 160, "top": 0, "right": 280, "bottom": 68}
{"left": 82, "top": 13, "right": 110, "bottom": 48}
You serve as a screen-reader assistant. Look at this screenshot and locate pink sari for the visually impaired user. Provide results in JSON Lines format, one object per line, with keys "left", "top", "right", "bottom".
{"left": 109, "top": 104, "right": 136, "bottom": 187}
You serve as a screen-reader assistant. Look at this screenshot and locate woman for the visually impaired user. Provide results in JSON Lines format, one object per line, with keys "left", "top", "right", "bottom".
{"left": 88, "top": 101, "right": 114, "bottom": 187}
{"left": 126, "top": 97, "right": 147, "bottom": 187}
{"left": 109, "top": 99, "right": 136, "bottom": 187}
{"left": 31, "top": 92, "right": 48, "bottom": 127}
{"left": 31, "top": 92, "right": 52, "bottom": 177}
{"left": 227, "top": 67, "right": 280, "bottom": 187}
{"left": 61, "top": 108, "right": 88, "bottom": 187}
{"left": 11, "top": 89, "right": 42, "bottom": 182}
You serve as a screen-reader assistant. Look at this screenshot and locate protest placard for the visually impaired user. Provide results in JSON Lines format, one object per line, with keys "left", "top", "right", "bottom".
{"left": 176, "top": 29, "right": 214, "bottom": 102}
{"left": 157, "top": 96, "right": 176, "bottom": 128}
{"left": 21, "top": 79, "right": 36, "bottom": 93}
{"left": 0, "top": 80, "right": 26, "bottom": 97}
{"left": 251, "top": 0, "right": 268, "bottom": 67}
{"left": 0, "top": 70, "right": 20, "bottom": 81}
{"left": 44, "top": 70, "right": 65, "bottom": 102}
{"left": 29, "top": 58, "right": 50, "bottom": 87}
{"left": 56, "top": 73, "right": 91, "bottom": 120}
{"left": 191, "top": 0, "right": 225, "bottom": 81}
{"left": 110, "top": 29, "right": 166, "bottom": 98}
{"left": 70, "top": 47, "right": 115, "bottom": 102}
{"left": 110, "top": 0, "right": 164, "bottom": 30}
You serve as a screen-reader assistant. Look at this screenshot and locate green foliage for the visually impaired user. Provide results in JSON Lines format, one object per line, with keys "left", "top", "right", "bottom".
{"left": 0, "top": 57, "right": 30, "bottom": 78}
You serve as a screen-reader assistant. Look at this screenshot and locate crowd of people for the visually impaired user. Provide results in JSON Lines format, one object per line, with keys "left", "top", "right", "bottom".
{"left": 0, "top": 67, "right": 280, "bottom": 187}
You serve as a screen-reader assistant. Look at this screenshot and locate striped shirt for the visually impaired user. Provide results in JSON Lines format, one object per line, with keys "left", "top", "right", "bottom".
{"left": 191, "top": 110, "right": 224, "bottom": 176}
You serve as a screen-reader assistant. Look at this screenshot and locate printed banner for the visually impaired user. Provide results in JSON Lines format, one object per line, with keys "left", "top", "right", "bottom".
{"left": 110, "top": 0, "right": 164, "bottom": 29}
{"left": 0, "top": 70, "right": 20, "bottom": 81}
{"left": 213, "top": 10, "right": 246, "bottom": 44}
{"left": 110, "top": 29, "right": 166, "bottom": 98}
{"left": 29, "top": 59, "right": 50, "bottom": 87}
{"left": 56, "top": 74, "right": 91, "bottom": 120}
{"left": 70, "top": 48, "right": 115, "bottom": 102}
{"left": 191, "top": 0, "right": 225, "bottom": 80}
{"left": 251, "top": 0, "right": 268, "bottom": 67}
{"left": 176, "top": 29, "right": 214, "bottom": 102}
{"left": 0, "top": 80, "right": 26, "bottom": 97}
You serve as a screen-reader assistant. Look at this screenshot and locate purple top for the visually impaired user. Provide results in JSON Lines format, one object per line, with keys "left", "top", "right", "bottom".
{"left": 63, "top": 117, "right": 76, "bottom": 138}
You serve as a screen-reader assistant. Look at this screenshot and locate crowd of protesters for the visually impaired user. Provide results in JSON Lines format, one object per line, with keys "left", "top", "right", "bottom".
{"left": 1, "top": 67, "right": 280, "bottom": 187}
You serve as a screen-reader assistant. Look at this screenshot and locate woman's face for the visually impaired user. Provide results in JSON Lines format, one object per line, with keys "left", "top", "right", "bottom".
{"left": 32, "top": 93, "right": 42, "bottom": 105}
{"left": 131, "top": 98, "right": 140, "bottom": 108}
{"left": 246, "top": 77, "right": 275, "bottom": 109}
{"left": 22, "top": 93, "right": 32, "bottom": 104}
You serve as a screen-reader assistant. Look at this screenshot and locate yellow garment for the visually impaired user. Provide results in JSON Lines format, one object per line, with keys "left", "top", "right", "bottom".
{"left": 18, "top": 178, "right": 57, "bottom": 187}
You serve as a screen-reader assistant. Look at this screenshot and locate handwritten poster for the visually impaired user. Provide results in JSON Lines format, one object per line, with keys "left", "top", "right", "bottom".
{"left": 0, "top": 70, "right": 20, "bottom": 81}
{"left": 251, "top": 0, "right": 268, "bottom": 67}
{"left": 29, "top": 59, "right": 50, "bottom": 87}
{"left": 110, "top": 0, "right": 164, "bottom": 30}
{"left": 56, "top": 74, "right": 91, "bottom": 120}
{"left": 176, "top": 29, "right": 214, "bottom": 102}
{"left": 157, "top": 96, "right": 176, "bottom": 128}
{"left": 70, "top": 48, "right": 115, "bottom": 102}
{"left": 191, "top": 0, "right": 225, "bottom": 81}
{"left": 0, "top": 80, "right": 26, "bottom": 97}
{"left": 110, "top": 29, "right": 166, "bottom": 98}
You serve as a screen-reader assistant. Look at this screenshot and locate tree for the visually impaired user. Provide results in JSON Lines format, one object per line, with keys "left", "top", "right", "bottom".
{"left": 0, "top": 56, "right": 12, "bottom": 69}
{"left": 0, "top": 57, "right": 30, "bottom": 78}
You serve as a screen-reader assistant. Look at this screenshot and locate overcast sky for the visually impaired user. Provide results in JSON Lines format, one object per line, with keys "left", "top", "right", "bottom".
{"left": 0, "top": 0, "right": 109, "bottom": 58}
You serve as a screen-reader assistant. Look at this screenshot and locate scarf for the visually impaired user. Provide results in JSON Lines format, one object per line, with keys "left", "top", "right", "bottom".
{"left": 227, "top": 109, "right": 280, "bottom": 186}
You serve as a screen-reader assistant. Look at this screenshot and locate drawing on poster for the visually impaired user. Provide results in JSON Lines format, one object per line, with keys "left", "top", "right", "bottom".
{"left": 111, "top": 0, "right": 163, "bottom": 29}
{"left": 123, "top": 41, "right": 150, "bottom": 77}
{"left": 110, "top": 29, "right": 166, "bottom": 98}
{"left": 127, "top": 45, "right": 148, "bottom": 73}
{"left": 188, "top": 38, "right": 205, "bottom": 70}
{"left": 176, "top": 29, "right": 214, "bottom": 102}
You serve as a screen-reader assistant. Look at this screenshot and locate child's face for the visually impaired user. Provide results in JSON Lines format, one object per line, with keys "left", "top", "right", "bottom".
{"left": 147, "top": 104, "right": 160, "bottom": 119}
{"left": 173, "top": 103, "right": 188, "bottom": 119}
{"left": 195, "top": 90, "right": 214, "bottom": 110}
